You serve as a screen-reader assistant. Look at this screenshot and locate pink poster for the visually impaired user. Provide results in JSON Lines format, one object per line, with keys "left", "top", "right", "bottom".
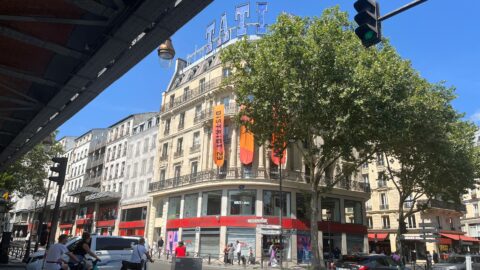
{"left": 166, "top": 230, "right": 179, "bottom": 254}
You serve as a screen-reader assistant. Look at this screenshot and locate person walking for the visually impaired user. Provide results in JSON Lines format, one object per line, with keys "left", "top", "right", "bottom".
{"left": 223, "top": 245, "right": 229, "bottom": 264}
{"left": 433, "top": 251, "right": 439, "bottom": 264}
{"left": 121, "top": 237, "right": 154, "bottom": 270}
{"left": 157, "top": 237, "right": 164, "bottom": 258}
{"left": 228, "top": 243, "right": 235, "bottom": 265}
{"left": 44, "top": 234, "right": 78, "bottom": 270}
{"left": 175, "top": 241, "right": 186, "bottom": 257}
{"left": 235, "top": 240, "right": 242, "bottom": 265}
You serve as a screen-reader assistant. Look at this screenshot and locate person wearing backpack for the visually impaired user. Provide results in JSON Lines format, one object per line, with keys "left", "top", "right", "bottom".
{"left": 121, "top": 238, "right": 154, "bottom": 270}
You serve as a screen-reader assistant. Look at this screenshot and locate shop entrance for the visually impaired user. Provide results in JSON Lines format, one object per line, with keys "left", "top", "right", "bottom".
{"left": 261, "top": 233, "right": 291, "bottom": 261}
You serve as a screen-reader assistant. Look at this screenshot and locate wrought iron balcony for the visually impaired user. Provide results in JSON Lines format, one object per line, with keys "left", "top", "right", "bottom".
{"left": 149, "top": 167, "right": 372, "bottom": 194}
{"left": 417, "top": 199, "right": 466, "bottom": 212}
{"left": 190, "top": 144, "right": 201, "bottom": 154}
{"left": 173, "top": 150, "right": 184, "bottom": 158}
{"left": 380, "top": 204, "right": 389, "bottom": 210}
{"left": 377, "top": 180, "right": 388, "bottom": 188}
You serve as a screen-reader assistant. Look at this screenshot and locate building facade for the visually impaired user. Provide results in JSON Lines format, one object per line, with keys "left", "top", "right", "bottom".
{"left": 146, "top": 49, "right": 371, "bottom": 263}
{"left": 365, "top": 153, "right": 471, "bottom": 258}
{"left": 119, "top": 113, "right": 159, "bottom": 237}
{"left": 461, "top": 130, "right": 480, "bottom": 240}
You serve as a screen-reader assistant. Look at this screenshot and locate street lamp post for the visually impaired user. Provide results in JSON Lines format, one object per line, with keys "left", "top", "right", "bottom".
{"left": 23, "top": 192, "right": 42, "bottom": 262}
{"left": 278, "top": 157, "right": 284, "bottom": 270}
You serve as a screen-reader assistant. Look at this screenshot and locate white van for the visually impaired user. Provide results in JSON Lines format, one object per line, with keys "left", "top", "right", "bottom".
{"left": 26, "top": 235, "right": 147, "bottom": 270}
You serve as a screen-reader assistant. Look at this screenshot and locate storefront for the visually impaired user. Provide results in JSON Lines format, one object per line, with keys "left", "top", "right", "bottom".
{"left": 227, "top": 228, "right": 256, "bottom": 257}
{"left": 75, "top": 205, "right": 94, "bottom": 235}
{"left": 368, "top": 233, "right": 390, "bottom": 254}
{"left": 297, "top": 231, "right": 312, "bottom": 264}
{"left": 118, "top": 206, "right": 147, "bottom": 236}
{"left": 439, "top": 233, "right": 480, "bottom": 254}
{"left": 96, "top": 203, "right": 117, "bottom": 235}
{"left": 199, "top": 228, "right": 220, "bottom": 258}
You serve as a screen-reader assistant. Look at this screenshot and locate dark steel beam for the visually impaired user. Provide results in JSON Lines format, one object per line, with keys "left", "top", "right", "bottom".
{"left": 0, "top": 64, "right": 60, "bottom": 88}
{"left": 0, "top": 96, "right": 37, "bottom": 106}
{"left": 0, "top": 26, "right": 87, "bottom": 59}
{"left": 0, "top": 116, "right": 26, "bottom": 124}
{"left": 0, "top": 15, "right": 108, "bottom": 26}
{"left": 65, "top": 0, "right": 117, "bottom": 18}
{"left": 0, "top": 82, "right": 40, "bottom": 104}
{"left": 0, "top": 106, "right": 38, "bottom": 112}
{"left": 0, "top": 131, "right": 15, "bottom": 136}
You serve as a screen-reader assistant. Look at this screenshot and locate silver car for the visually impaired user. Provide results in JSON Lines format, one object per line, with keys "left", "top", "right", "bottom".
{"left": 433, "top": 255, "right": 480, "bottom": 270}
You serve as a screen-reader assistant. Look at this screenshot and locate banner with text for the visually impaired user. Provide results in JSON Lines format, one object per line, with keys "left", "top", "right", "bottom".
{"left": 213, "top": 105, "right": 225, "bottom": 167}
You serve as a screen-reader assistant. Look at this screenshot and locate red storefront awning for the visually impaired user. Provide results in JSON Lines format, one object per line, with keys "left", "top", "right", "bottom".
{"left": 368, "top": 233, "right": 389, "bottom": 241}
{"left": 440, "top": 233, "right": 480, "bottom": 243}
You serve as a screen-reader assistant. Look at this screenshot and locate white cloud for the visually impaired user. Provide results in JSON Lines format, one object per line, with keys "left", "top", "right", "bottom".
{"left": 470, "top": 110, "right": 480, "bottom": 124}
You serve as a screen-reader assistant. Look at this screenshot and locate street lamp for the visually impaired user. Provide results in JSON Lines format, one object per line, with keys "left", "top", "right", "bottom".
{"left": 157, "top": 38, "right": 175, "bottom": 68}
{"left": 23, "top": 191, "right": 42, "bottom": 262}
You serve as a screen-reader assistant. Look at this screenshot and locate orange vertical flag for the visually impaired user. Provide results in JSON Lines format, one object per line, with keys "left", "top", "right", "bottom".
{"left": 240, "top": 125, "right": 254, "bottom": 165}
{"left": 212, "top": 105, "right": 225, "bottom": 167}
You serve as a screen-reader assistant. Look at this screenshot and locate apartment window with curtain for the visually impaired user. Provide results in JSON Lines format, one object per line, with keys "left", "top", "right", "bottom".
{"left": 407, "top": 215, "right": 417, "bottom": 228}
{"left": 148, "top": 157, "right": 154, "bottom": 173}
{"left": 161, "top": 143, "right": 168, "bottom": 158}
{"left": 135, "top": 142, "right": 141, "bottom": 157}
{"left": 178, "top": 112, "right": 185, "bottom": 130}
{"left": 151, "top": 134, "right": 157, "bottom": 149}
{"left": 164, "top": 118, "right": 171, "bottom": 134}
{"left": 140, "top": 159, "right": 147, "bottom": 176}
{"left": 176, "top": 138, "right": 183, "bottom": 154}
{"left": 143, "top": 138, "right": 149, "bottom": 153}
{"left": 160, "top": 169, "right": 166, "bottom": 181}
{"left": 130, "top": 182, "right": 136, "bottom": 197}
{"left": 377, "top": 153, "right": 385, "bottom": 166}
{"left": 382, "top": 216, "right": 390, "bottom": 229}
{"left": 191, "top": 161, "right": 198, "bottom": 179}
{"left": 380, "top": 193, "right": 388, "bottom": 210}
{"left": 199, "top": 78, "right": 206, "bottom": 92}
{"left": 367, "top": 217, "right": 373, "bottom": 229}
{"left": 174, "top": 165, "right": 181, "bottom": 181}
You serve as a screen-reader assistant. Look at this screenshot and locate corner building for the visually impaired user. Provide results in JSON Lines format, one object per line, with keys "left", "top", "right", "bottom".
{"left": 147, "top": 44, "right": 371, "bottom": 263}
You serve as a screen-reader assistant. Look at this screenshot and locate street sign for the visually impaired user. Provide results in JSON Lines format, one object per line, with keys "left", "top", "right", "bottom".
{"left": 248, "top": 218, "right": 268, "bottom": 224}
{"left": 257, "top": 224, "right": 281, "bottom": 229}
{"left": 261, "top": 229, "right": 281, "bottom": 236}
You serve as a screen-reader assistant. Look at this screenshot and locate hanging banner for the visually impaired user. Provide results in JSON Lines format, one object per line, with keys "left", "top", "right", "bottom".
{"left": 271, "top": 134, "right": 286, "bottom": 166}
{"left": 213, "top": 105, "right": 225, "bottom": 167}
{"left": 240, "top": 123, "right": 254, "bottom": 165}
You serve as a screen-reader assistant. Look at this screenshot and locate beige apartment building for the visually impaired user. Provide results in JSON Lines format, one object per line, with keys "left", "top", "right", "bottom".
{"left": 365, "top": 154, "right": 473, "bottom": 259}
{"left": 146, "top": 39, "right": 371, "bottom": 264}
{"left": 461, "top": 130, "right": 480, "bottom": 240}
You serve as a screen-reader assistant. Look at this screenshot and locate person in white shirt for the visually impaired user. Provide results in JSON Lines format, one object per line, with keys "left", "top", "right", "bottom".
{"left": 44, "top": 234, "right": 78, "bottom": 270}
{"left": 121, "top": 237, "right": 154, "bottom": 270}
{"left": 235, "top": 240, "right": 242, "bottom": 265}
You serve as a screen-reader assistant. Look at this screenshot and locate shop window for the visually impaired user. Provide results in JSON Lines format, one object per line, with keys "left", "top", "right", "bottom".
{"left": 168, "top": 196, "right": 181, "bottom": 219}
{"left": 182, "top": 229, "right": 196, "bottom": 254}
{"left": 121, "top": 207, "right": 147, "bottom": 222}
{"left": 346, "top": 234, "right": 364, "bottom": 254}
{"left": 321, "top": 197, "right": 340, "bottom": 222}
{"left": 227, "top": 228, "right": 255, "bottom": 257}
{"left": 344, "top": 200, "right": 363, "bottom": 224}
{"left": 183, "top": 193, "right": 198, "bottom": 218}
{"left": 228, "top": 190, "right": 256, "bottom": 216}
{"left": 263, "top": 190, "right": 291, "bottom": 217}
{"left": 201, "top": 190, "right": 222, "bottom": 216}
{"left": 296, "top": 192, "right": 311, "bottom": 221}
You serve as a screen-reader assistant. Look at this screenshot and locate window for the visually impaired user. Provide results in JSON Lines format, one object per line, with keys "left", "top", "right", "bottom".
{"left": 148, "top": 157, "right": 154, "bottom": 173}
{"left": 199, "top": 78, "right": 206, "bottom": 92}
{"left": 380, "top": 193, "right": 388, "bottom": 209}
{"left": 296, "top": 193, "right": 311, "bottom": 221}
{"left": 169, "top": 95, "right": 175, "bottom": 108}
{"left": 156, "top": 200, "right": 164, "bottom": 218}
{"left": 174, "top": 165, "right": 181, "bottom": 181}
{"left": 138, "top": 180, "right": 144, "bottom": 195}
{"left": 378, "top": 172, "right": 386, "bottom": 187}
{"left": 123, "top": 142, "right": 127, "bottom": 156}
{"left": 407, "top": 215, "right": 417, "bottom": 228}
{"left": 183, "top": 87, "right": 190, "bottom": 101}
{"left": 475, "top": 204, "right": 479, "bottom": 217}
{"left": 382, "top": 216, "right": 390, "bottom": 229}
{"left": 192, "top": 131, "right": 200, "bottom": 148}
{"left": 344, "top": 200, "right": 363, "bottom": 224}
{"left": 120, "top": 162, "right": 125, "bottom": 177}
{"left": 183, "top": 193, "right": 198, "bottom": 218}
{"left": 222, "top": 68, "right": 231, "bottom": 78}
{"left": 121, "top": 207, "right": 147, "bottom": 221}
{"left": 168, "top": 196, "right": 181, "bottom": 219}
{"left": 164, "top": 118, "right": 171, "bottom": 134}
{"left": 191, "top": 161, "right": 198, "bottom": 179}
{"left": 143, "top": 138, "right": 149, "bottom": 153}
{"left": 362, "top": 174, "right": 369, "bottom": 183}
{"left": 195, "top": 105, "right": 202, "bottom": 118}
{"left": 96, "top": 238, "right": 138, "bottom": 251}
{"left": 436, "top": 216, "right": 442, "bottom": 229}
{"left": 151, "top": 134, "right": 157, "bottom": 149}
{"left": 130, "top": 182, "right": 136, "bottom": 197}
{"left": 160, "top": 169, "right": 166, "bottom": 181}
{"left": 125, "top": 165, "right": 130, "bottom": 179}
{"left": 201, "top": 190, "right": 222, "bottom": 216}
{"left": 140, "top": 159, "right": 147, "bottom": 175}
{"left": 178, "top": 112, "right": 185, "bottom": 130}
{"left": 112, "top": 146, "right": 116, "bottom": 160}
{"left": 117, "top": 144, "right": 122, "bottom": 158}
{"left": 161, "top": 143, "right": 168, "bottom": 159}
{"left": 263, "top": 191, "right": 291, "bottom": 217}
{"left": 124, "top": 184, "right": 128, "bottom": 197}
{"left": 114, "top": 164, "right": 119, "bottom": 178}
{"left": 147, "top": 120, "right": 152, "bottom": 128}
{"left": 176, "top": 138, "right": 183, "bottom": 153}
{"left": 228, "top": 190, "right": 256, "bottom": 215}
{"left": 132, "top": 163, "right": 138, "bottom": 178}
{"left": 321, "top": 197, "right": 341, "bottom": 222}
{"left": 377, "top": 153, "right": 385, "bottom": 166}
{"left": 367, "top": 217, "right": 373, "bottom": 229}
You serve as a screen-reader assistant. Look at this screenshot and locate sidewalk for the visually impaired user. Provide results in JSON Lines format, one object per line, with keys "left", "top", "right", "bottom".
{"left": 0, "top": 257, "right": 26, "bottom": 269}
{"left": 152, "top": 257, "right": 308, "bottom": 270}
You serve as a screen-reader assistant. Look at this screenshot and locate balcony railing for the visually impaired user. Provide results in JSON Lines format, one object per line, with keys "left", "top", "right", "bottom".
{"left": 403, "top": 202, "right": 414, "bottom": 209}
{"left": 174, "top": 150, "right": 184, "bottom": 158}
{"left": 193, "top": 104, "right": 239, "bottom": 125}
{"left": 160, "top": 155, "right": 168, "bottom": 162}
{"left": 377, "top": 180, "right": 387, "bottom": 188}
{"left": 161, "top": 76, "right": 223, "bottom": 112}
{"left": 366, "top": 205, "right": 372, "bottom": 211}
{"left": 380, "top": 204, "right": 389, "bottom": 210}
{"left": 149, "top": 167, "right": 372, "bottom": 194}
{"left": 418, "top": 199, "right": 466, "bottom": 212}
{"left": 190, "top": 144, "right": 201, "bottom": 154}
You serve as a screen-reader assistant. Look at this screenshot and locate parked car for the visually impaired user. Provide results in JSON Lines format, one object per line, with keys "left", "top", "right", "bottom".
{"left": 433, "top": 255, "right": 480, "bottom": 270}
{"left": 26, "top": 235, "right": 145, "bottom": 270}
{"left": 334, "top": 254, "right": 410, "bottom": 270}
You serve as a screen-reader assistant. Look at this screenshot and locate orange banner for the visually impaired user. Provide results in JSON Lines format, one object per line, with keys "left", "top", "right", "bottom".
{"left": 240, "top": 125, "right": 254, "bottom": 165}
{"left": 271, "top": 134, "right": 286, "bottom": 166}
{"left": 213, "top": 105, "right": 225, "bottom": 167}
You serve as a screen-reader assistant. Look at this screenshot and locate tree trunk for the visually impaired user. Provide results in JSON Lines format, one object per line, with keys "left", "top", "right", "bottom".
{"left": 397, "top": 206, "right": 406, "bottom": 262}
{"left": 310, "top": 187, "right": 321, "bottom": 270}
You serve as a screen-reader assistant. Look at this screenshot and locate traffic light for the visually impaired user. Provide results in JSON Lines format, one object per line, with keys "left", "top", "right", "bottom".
{"left": 49, "top": 157, "right": 67, "bottom": 185}
{"left": 354, "top": 0, "right": 381, "bottom": 47}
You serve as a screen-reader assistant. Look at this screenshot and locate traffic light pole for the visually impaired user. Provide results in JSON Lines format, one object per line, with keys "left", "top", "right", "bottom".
{"left": 47, "top": 181, "right": 63, "bottom": 249}
{"left": 379, "top": 0, "right": 428, "bottom": 22}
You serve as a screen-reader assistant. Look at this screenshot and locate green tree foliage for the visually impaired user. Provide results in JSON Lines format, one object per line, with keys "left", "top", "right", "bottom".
{"left": 221, "top": 7, "right": 479, "bottom": 268}
{"left": 0, "top": 133, "right": 64, "bottom": 198}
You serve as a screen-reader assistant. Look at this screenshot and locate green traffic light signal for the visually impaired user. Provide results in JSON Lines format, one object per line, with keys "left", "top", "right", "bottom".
{"left": 354, "top": 0, "right": 381, "bottom": 47}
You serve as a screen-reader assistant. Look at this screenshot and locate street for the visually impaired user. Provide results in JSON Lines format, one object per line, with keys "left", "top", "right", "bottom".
{"left": 148, "top": 260, "right": 305, "bottom": 270}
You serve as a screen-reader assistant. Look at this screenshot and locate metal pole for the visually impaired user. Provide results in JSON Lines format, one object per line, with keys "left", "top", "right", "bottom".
{"left": 379, "top": 0, "right": 428, "bottom": 22}
{"left": 23, "top": 198, "right": 38, "bottom": 262}
{"left": 279, "top": 159, "right": 283, "bottom": 270}
{"left": 34, "top": 180, "right": 51, "bottom": 251}
{"left": 47, "top": 181, "right": 63, "bottom": 249}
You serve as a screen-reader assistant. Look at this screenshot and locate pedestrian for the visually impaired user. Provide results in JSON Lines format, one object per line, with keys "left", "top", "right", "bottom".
{"left": 121, "top": 237, "right": 154, "bottom": 270}
{"left": 71, "top": 232, "right": 101, "bottom": 270}
{"left": 235, "top": 240, "right": 242, "bottom": 265}
{"left": 175, "top": 241, "right": 186, "bottom": 257}
{"left": 44, "top": 234, "right": 78, "bottom": 270}
{"left": 433, "top": 250, "right": 439, "bottom": 264}
{"left": 269, "top": 243, "right": 277, "bottom": 267}
{"left": 228, "top": 243, "right": 235, "bottom": 264}
{"left": 426, "top": 251, "right": 432, "bottom": 270}
{"left": 157, "top": 237, "right": 164, "bottom": 258}
{"left": 223, "top": 245, "right": 229, "bottom": 264}
{"left": 392, "top": 251, "right": 401, "bottom": 263}
{"left": 249, "top": 247, "right": 256, "bottom": 265}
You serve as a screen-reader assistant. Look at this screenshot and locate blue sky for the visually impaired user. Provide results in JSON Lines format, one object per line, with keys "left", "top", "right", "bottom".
{"left": 57, "top": 0, "right": 480, "bottom": 138}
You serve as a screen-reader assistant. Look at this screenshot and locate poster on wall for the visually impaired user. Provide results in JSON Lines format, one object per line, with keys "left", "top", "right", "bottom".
{"left": 212, "top": 105, "right": 225, "bottom": 167}
{"left": 227, "top": 228, "right": 256, "bottom": 256}
{"left": 166, "top": 230, "right": 179, "bottom": 254}
{"left": 297, "top": 231, "right": 312, "bottom": 264}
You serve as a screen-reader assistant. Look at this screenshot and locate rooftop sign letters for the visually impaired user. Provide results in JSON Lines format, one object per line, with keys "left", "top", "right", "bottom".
{"left": 187, "top": 2, "right": 269, "bottom": 65}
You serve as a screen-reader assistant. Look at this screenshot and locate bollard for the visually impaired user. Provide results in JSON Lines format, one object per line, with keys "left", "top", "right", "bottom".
{"left": 208, "top": 254, "right": 211, "bottom": 264}
{"left": 466, "top": 255, "right": 472, "bottom": 270}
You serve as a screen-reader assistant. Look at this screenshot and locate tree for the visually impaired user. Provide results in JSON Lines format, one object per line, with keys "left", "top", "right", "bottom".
{"left": 221, "top": 8, "right": 479, "bottom": 269}
{"left": 0, "top": 133, "right": 63, "bottom": 198}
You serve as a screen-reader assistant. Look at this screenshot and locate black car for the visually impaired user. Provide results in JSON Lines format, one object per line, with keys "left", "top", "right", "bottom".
{"left": 334, "top": 254, "right": 410, "bottom": 270}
